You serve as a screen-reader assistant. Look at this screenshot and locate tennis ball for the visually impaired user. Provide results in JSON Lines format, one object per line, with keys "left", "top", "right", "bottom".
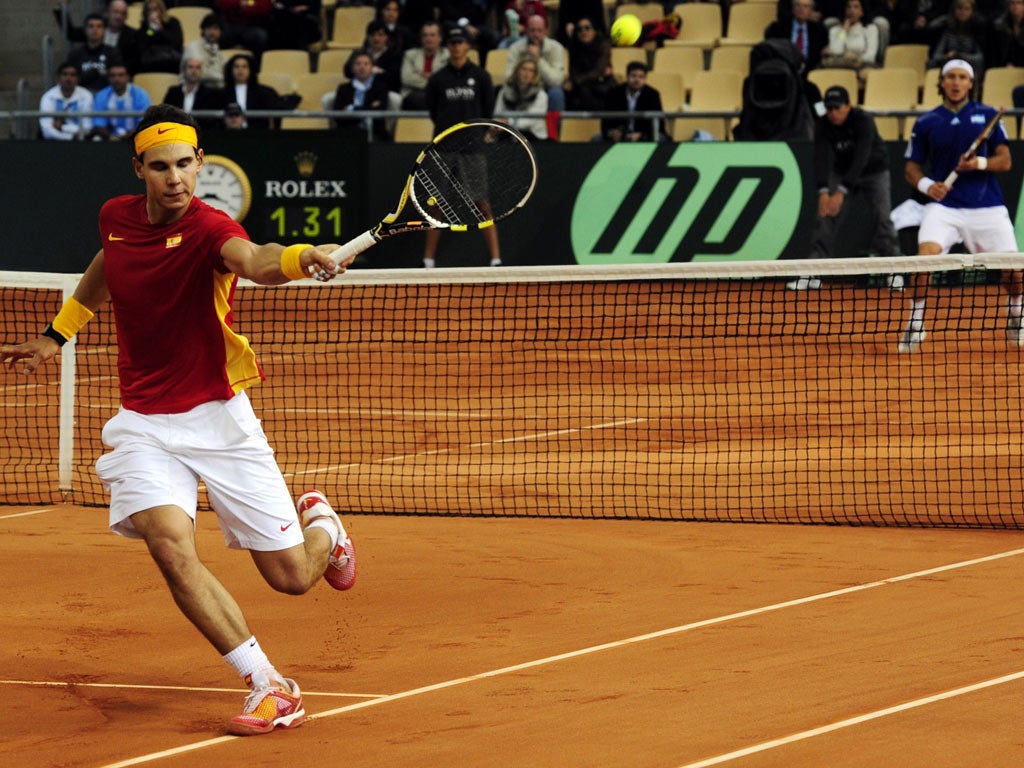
{"left": 610, "top": 14, "right": 642, "bottom": 47}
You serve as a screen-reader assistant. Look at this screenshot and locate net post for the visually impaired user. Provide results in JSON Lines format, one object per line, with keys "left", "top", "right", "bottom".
{"left": 57, "top": 274, "right": 77, "bottom": 497}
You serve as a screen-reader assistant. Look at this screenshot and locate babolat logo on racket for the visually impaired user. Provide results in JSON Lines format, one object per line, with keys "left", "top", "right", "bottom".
{"left": 572, "top": 143, "right": 801, "bottom": 263}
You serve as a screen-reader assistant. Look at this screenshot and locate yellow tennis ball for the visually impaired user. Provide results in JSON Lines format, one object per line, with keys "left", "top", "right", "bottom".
{"left": 610, "top": 14, "right": 642, "bottom": 47}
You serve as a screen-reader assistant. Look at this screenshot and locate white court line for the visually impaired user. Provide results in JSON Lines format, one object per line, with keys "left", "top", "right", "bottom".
{"left": 0, "top": 679, "right": 385, "bottom": 699}
{"left": 676, "top": 670, "right": 1024, "bottom": 768}
{"left": 289, "top": 417, "right": 646, "bottom": 477}
{"left": 0, "top": 508, "right": 52, "bottom": 520}
{"left": 98, "top": 546, "right": 1024, "bottom": 768}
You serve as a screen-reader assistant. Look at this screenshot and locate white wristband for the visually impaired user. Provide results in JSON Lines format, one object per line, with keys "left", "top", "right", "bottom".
{"left": 917, "top": 177, "right": 936, "bottom": 195}
{"left": 976, "top": 156, "right": 988, "bottom": 170}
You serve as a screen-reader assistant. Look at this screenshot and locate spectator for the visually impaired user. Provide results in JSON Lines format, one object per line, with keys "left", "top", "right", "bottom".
{"left": 496, "top": 55, "right": 549, "bottom": 140}
{"left": 499, "top": 0, "right": 548, "bottom": 48}
{"left": 347, "top": 20, "right": 403, "bottom": 95}
{"left": 767, "top": 0, "right": 829, "bottom": 70}
{"left": 555, "top": 0, "right": 607, "bottom": 46}
{"left": 505, "top": 14, "right": 567, "bottom": 112}
{"left": 787, "top": 85, "right": 901, "bottom": 290}
{"left": 438, "top": 0, "right": 501, "bottom": 65}
{"left": 217, "top": 52, "right": 284, "bottom": 129}
{"left": 39, "top": 62, "right": 94, "bottom": 141}
{"left": 563, "top": 15, "right": 613, "bottom": 110}
{"left": 423, "top": 25, "right": 500, "bottom": 267}
{"left": 216, "top": 0, "right": 271, "bottom": 58}
{"left": 332, "top": 51, "right": 392, "bottom": 140}
{"left": 183, "top": 13, "right": 227, "bottom": 88}
{"left": 891, "top": 0, "right": 949, "bottom": 47}
{"left": 988, "top": 0, "right": 1024, "bottom": 67}
{"left": 222, "top": 100, "right": 247, "bottom": 129}
{"left": 55, "top": 0, "right": 140, "bottom": 72}
{"left": 821, "top": 0, "right": 882, "bottom": 77}
{"left": 91, "top": 63, "right": 152, "bottom": 141}
{"left": 400, "top": 20, "right": 450, "bottom": 110}
{"left": 927, "top": 0, "right": 986, "bottom": 74}
{"left": 377, "top": 0, "right": 417, "bottom": 53}
{"left": 271, "top": 0, "right": 323, "bottom": 50}
{"left": 67, "top": 13, "right": 124, "bottom": 93}
{"left": 163, "top": 57, "right": 222, "bottom": 130}
{"left": 601, "top": 60, "right": 668, "bottom": 143}
{"left": 137, "top": 0, "right": 184, "bottom": 74}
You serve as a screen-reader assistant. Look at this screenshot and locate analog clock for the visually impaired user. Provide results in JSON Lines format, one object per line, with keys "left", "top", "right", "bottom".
{"left": 197, "top": 154, "right": 253, "bottom": 222}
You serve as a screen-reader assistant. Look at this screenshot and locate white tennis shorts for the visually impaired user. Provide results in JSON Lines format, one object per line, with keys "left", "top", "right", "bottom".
{"left": 918, "top": 203, "right": 1018, "bottom": 254}
{"left": 95, "top": 392, "right": 305, "bottom": 552}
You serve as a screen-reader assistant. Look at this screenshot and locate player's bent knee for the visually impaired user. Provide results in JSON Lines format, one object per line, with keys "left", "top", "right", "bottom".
{"left": 250, "top": 549, "right": 317, "bottom": 595}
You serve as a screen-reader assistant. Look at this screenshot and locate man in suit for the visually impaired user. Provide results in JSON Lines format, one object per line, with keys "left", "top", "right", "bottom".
{"left": 766, "top": 0, "right": 828, "bottom": 71}
{"left": 162, "top": 57, "right": 221, "bottom": 130}
{"left": 601, "top": 60, "right": 667, "bottom": 143}
{"left": 332, "top": 51, "right": 393, "bottom": 141}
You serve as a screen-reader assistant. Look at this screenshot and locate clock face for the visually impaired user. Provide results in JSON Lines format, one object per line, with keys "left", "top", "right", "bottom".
{"left": 197, "top": 154, "right": 253, "bottom": 222}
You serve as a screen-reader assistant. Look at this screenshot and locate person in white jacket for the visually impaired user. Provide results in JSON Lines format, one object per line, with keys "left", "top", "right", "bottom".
{"left": 822, "top": 0, "right": 881, "bottom": 77}
{"left": 496, "top": 55, "right": 549, "bottom": 141}
{"left": 39, "top": 62, "right": 94, "bottom": 140}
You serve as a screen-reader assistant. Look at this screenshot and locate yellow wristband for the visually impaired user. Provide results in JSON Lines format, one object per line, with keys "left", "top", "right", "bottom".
{"left": 281, "top": 243, "right": 313, "bottom": 281}
{"left": 51, "top": 296, "right": 94, "bottom": 341}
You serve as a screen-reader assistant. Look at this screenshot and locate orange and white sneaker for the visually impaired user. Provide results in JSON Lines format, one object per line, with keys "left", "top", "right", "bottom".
{"left": 296, "top": 490, "right": 357, "bottom": 591}
{"left": 228, "top": 674, "right": 305, "bottom": 736}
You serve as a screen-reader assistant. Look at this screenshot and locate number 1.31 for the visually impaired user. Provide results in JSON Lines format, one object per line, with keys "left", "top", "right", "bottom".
{"left": 270, "top": 206, "right": 343, "bottom": 239}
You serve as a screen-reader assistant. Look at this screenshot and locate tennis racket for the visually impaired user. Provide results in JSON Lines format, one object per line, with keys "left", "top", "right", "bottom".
{"left": 324, "top": 119, "right": 538, "bottom": 274}
{"left": 943, "top": 106, "right": 1005, "bottom": 186}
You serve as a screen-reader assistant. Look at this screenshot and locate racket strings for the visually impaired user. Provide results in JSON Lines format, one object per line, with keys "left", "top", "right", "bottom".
{"left": 416, "top": 149, "right": 488, "bottom": 224}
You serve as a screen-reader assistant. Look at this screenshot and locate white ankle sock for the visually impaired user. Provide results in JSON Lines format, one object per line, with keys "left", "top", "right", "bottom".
{"left": 910, "top": 299, "right": 926, "bottom": 327}
{"left": 224, "top": 636, "right": 281, "bottom": 687}
{"left": 1009, "top": 294, "right": 1022, "bottom": 317}
{"left": 307, "top": 515, "right": 342, "bottom": 549}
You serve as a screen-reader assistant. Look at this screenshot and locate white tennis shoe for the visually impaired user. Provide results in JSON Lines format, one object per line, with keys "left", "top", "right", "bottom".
{"left": 897, "top": 324, "right": 926, "bottom": 353}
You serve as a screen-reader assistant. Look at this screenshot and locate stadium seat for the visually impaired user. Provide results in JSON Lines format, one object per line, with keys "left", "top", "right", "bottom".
{"left": 646, "top": 70, "right": 686, "bottom": 111}
{"left": 487, "top": 47, "right": 510, "bottom": 85}
{"left": 131, "top": 72, "right": 178, "bottom": 103}
{"left": 294, "top": 72, "right": 346, "bottom": 110}
{"left": 317, "top": 47, "right": 355, "bottom": 75}
{"left": 882, "top": 44, "right": 928, "bottom": 79}
{"left": 279, "top": 116, "right": 332, "bottom": 130}
{"left": 611, "top": 46, "right": 649, "bottom": 80}
{"left": 558, "top": 117, "right": 602, "bottom": 142}
{"left": 863, "top": 67, "right": 918, "bottom": 109}
{"left": 393, "top": 117, "right": 436, "bottom": 143}
{"left": 330, "top": 5, "right": 376, "bottom": 48}
{"left": 260, "top": 72, "right": 298, "bottom": 98}
{"left": 675, "top": 69, "right": 742, "bottom": 140}
{"left": 981, "top": 66, "right": 1024, "bottom": 109}
{"left": 718, "top": 2, "right": 776, "bottom": 46}
{"left": 652, "top": 45, "right": 704, "bottom": 77}
{"left": 807, "top": 68, "right": 861, "bottom": 104}
{"left": 167, "top": 6, "right": 208, "bottom": 47}
{"left": 708, "top": 45, "right": 752, "bottom": 78}
{"left": 260, "top": 50, "right": 312, "bottom": 79}
{"left": 667, "top": 3, "right": 722, "bottom": 51}
{"left": 614, "top": 2, "right": 665, "bottom": 22}
{"left": 918, "top": 67, "right": 942, "bottom": 109}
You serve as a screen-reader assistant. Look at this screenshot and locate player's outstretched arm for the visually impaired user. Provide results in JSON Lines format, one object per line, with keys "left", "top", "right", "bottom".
{"left": 220, "top": 238, "right": 355, "bottom": 285}
{"left": 2, "top": 250, "right": 109, "bottom": 376}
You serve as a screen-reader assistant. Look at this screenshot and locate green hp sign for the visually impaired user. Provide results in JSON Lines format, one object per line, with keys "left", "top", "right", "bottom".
{"left": 571, "top": 143, "right": 803, "bottom": 264}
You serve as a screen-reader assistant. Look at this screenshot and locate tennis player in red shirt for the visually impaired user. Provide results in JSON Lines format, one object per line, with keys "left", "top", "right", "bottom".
{"left": 2, "top": 104, "right": 356, "bottom": 736}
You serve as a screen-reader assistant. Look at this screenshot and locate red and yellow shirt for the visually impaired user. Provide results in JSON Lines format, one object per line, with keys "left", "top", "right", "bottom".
{"left": 100, "top": 194, "right": 261, "bottom": 414}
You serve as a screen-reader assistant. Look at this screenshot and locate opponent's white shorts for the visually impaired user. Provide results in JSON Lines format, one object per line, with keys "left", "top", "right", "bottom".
{"left": 95, "top": 392, "right": 304, "bottom": 552}
{"left": 918, "top": 203, "right": 1018, "bottom": 254}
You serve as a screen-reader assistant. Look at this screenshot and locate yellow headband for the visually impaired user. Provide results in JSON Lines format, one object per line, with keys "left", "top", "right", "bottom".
{"left": 134, "top": 122, "right": 198, "bottom": 156}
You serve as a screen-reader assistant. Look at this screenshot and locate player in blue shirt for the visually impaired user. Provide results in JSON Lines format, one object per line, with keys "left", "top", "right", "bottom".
{"left": 900, "top": 58, "right": 1022, "bottom": 352}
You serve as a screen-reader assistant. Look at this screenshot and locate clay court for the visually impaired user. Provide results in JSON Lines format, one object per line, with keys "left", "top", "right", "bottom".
{"left": 3, "top": 264, "right": 1024, "bottom": 766}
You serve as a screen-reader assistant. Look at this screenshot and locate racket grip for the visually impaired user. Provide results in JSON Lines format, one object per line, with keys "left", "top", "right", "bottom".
{"left": 943, "top": 171, "right": 958, "bottom": 186}
{"left": 328, "top": 231, "right": 379, "bottom": 270}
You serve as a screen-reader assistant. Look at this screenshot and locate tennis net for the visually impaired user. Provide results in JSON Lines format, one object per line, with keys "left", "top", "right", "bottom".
{"left": 3, "top": 256, "right": 1024, "bottom": 528}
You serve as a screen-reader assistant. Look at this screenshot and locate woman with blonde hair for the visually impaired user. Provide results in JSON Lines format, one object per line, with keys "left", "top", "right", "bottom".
{"left": 496, "top": 55, "right": 549, "bottom": 141}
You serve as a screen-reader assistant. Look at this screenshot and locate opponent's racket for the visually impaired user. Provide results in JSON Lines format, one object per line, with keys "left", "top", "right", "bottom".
{"left": 943, "top": 106, "right": 1005, "bottom": 185}
{"left": 325, "top": 119, "right": 538, "bottom": 272}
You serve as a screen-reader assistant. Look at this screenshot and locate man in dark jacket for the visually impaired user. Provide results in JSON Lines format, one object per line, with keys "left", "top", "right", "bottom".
{"left": 422, "top": 25, "right": 500, "bottom": 267}
{"left": 788, "top": 84, "right": 901, "bottom": 289}
{"left": 765, "top": 0, "right": 828, "bottom": 71}
{"left": 600, "top": 61, "right": 667, "bottom": 143}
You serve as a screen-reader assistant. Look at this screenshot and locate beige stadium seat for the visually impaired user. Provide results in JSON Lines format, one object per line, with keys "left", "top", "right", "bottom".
{"left": 675, "top": 69, "right": 742, "bottom": 140}
{"left": 718, "top": 2, "right": 775, "bottom": 46}
{"left": 295, "top": 72, "right": 346, "bottom": 110}
{"left": 882, "top": 44, "right": 928, "bottom": 79}
{"left": 126, "top": 2, "right": 143, "bottom": 30}
{"left": 708, "top": 44, "right": 752, "bottom": 78}
{"left": 981, "top": 66, "right": 1024, "bottom": 109}
{"left": 132, "top": 72, "right": 179, "bottom": 103}
{"left": 652, "top": 45, "right": 704, "bottom": 77}
{"left": 167, "top": 6, "right": 208, "bottom": 47}
{"left": 873, "top": 116, "right": 902, "bottom": 140}
{"left": 614, "top": 2, "right": 665, "bottom": 22}
{"left": 330, "top": 5, "right": 376, "bottom": 48}
{"left": 611, "top": 46, "right": 649, "bottom": 79}
{"left": 918, "top": 67, "right": 942, "bottom": 109}
{"left": 279, "top": 116, "right": 332, "bottom": 130}
{"left": 393, "top": 117, "right": 436, "bottom": 143}
{"left": 646, "top": 70, "right": 686, "bottom": 111}
{"left": 260, "top": 50, "right": 312, "bottom": 79}
{"left": 558, "top": 117, "right": 602, "bottom": 142}
{"left": 863, "top": 67, "right": 918, "bottom": 141}
{"left": 260, "top": 72, "right": 298, "bottom": 98}
{"left": 317, "top": 47, "right": 355, "bottom": 74}
{"left": 807, "top": 68, "right": 861, "bottom": 104}
{"left": 667, "top": 3, "right": 722, "bottom": 51}
{"left": 487, "top": 47, "right": 510, "bottom": 84}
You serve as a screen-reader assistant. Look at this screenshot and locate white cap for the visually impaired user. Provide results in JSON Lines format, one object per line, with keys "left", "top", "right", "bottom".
{"left": 941, "top": 59, "right": 975, "bottom": 80}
